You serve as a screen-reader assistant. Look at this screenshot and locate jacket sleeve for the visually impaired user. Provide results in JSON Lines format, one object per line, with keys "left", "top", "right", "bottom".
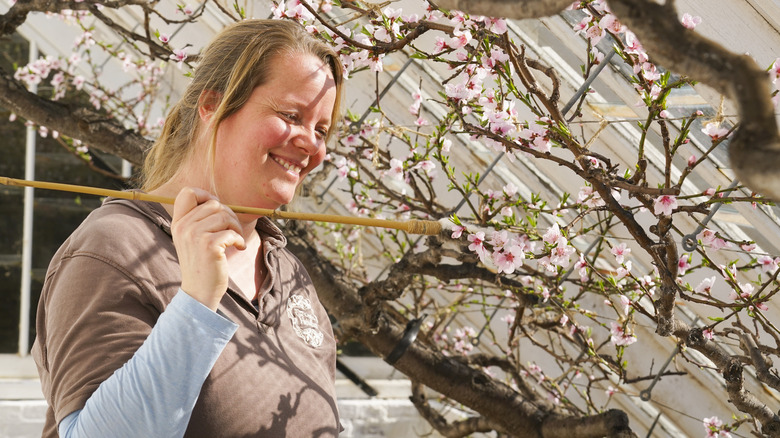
{"left": 36, "top": 249, "right": 237, "bottom": 437}
{"left": 58, "top": 290, "right": 237, "bottom": 438}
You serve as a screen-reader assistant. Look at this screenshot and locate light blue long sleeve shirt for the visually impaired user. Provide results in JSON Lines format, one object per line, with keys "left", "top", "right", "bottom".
{"left": 58, "top": 290, "right": 238, "bottom": 438}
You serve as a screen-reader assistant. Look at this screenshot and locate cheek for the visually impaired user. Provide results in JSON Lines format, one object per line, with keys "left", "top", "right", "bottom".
{"left": 306, "top": 145, "right": 327, "bottom": 174}
{"left": 264, "top": 118, "right": 291, "bottom": 144}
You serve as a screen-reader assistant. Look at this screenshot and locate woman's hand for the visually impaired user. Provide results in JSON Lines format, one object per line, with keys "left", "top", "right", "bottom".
{"left": 171, "top": 187, "right": 246, "bottom": 311}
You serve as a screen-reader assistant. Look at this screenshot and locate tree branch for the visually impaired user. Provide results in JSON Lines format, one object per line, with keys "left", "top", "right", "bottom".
{"left": 0, "top": 65, "right": 149, "bottom": 165}
{"left": 430, "top": 0, "right": 575, "bottom": 20}
{"left": 0, "top": 0, "right": 150, "bottom": 37}
{"left": 410, "top": 381, "right": 504, "bottom": 438}
{"left": 607, "top": 0, "right": 780, "bottom": 200}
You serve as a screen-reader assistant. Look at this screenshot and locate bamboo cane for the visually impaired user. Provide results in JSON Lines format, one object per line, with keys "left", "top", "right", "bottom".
{"left": 0, "top": 176, "right": 443, "bottom": 235}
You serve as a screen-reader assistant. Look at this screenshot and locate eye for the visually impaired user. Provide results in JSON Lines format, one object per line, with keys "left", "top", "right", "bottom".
{"left": 280, "top": 112, "right": 299, "bottom": 123}
{"left": 315, "top": 126, "right": 329, "bottom": 139}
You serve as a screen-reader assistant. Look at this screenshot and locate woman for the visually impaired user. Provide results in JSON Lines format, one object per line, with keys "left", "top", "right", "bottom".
{"left": 32, "top": 19, "right": 344, "bottom": 437}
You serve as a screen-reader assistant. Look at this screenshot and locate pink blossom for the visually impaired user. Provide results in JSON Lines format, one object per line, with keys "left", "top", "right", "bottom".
{"left": 543, "top": 223, "right": 565, "bottom": 246}
{"left": 741, "top": 243, "right": 757, "bottom": 251}
{"left": 606, "top": 386, "right": 616, "bottom": 397}
{"left": 610, "top": 322, "right": 637, "bottom": 346}
{"left": 342, "top": 133, "right": 360, "bottom": 147}
{"left": 158, "top": 33, "right": 170, "bottom": 44}
{"left": 451, "top": 225, "right": 466, "bottom": 239}
{"left": 577, "top": 185, "right": 604, "bottom": 208}
{"left": 616, "top": 261, "right": 632, "bottom": 281}
{"left": 51, "top": 71, "right": 65, "bottom": 87}
{"left": 574, "top": 255, "right": 589, "bottom": 281}
{"left": 500, "top": 206, "right": 513, "bottom": 217}
{"left": 388, "top": 158, "right": 404, "bottom": 181}
{"left": 757, "top": 255, "right": 779, "bottom": 273}
{"left": 701, "top": 122, "right": 729, "bottom": 140}
{"left": 530, "top": 136, "right": 551, "bottom": 153}
{"left": 702, "top": 415, "right": 732, "bottom": 438}
{"left": 503, "top": 182, "right": 518, "bottom": 197}
{"left": 493, "top": 244, "right": 525, "bottom": 274}
{"left": 729, "top": 283, "right": 754, "bottom": 301}
{"left": 772, "top": 58, "right": 780, "bottom": 83}
{"left": 711, "top": 238, "right": 730, "bottom": 251}
{"left": 757, "top": 302, "right": 769, "bottom": 311}
{"left": 702, "top": 328, "right": 714, "bottom": 340}
{"left": 409, "top": 89, "right": 422, "bottom": 115}
{"left": 659, "top": 109, "right": 670, "bottom": 119}
{"left": 590, "top": 47, "right": 604, "bottom": 64}
{"left": 681, "top": 13, "right": 701, "bottom": 29}
{"left": 611, "top": 243, "right": 631, "bottom": 265}
{"left": 369, "top": 55, "right": 383, "bottom": 72}
{"left": 698, "top": 228, "right": 716, "bottom": 246}
{"left": 704, "top": 187, "right": 716, "bottom": 196}
{"left": 584, "top": 156, "right": 601, "bottom": 169}
{"left": 694, "top": 276, "right": 716, "bottom": 294}
{"left": 444, "top": 82, "right": 469, "bottom": 101}
{"left": 416, "top": 160, "right": 435, "bottom": 173}
{"left": 487, "top": 18, "right": 507, "bottom": 34}
{"left": 169, "top": 48, "right": 188, "bottom": 65}
{"left": 481, "top": 47, "right": 509, "bottom": 69}
{"left": 72, "top": 75, "right": 85, "bottom": 90}
{"left": 559, "top": 314, "right": 569, "bottom": 326}
{"left": 448, "top": 28, "right": 472, "bottom": 49}
{"left": 619, "top": 295, "right": 631, "bottom": 315}
{"left": 433, "top": 37, "right": 447, "bottom": 54}
{"left": 585, "top": 23, "right": 605, "bottom": 44}
{"left": 402, "top": 13, "right": 419, "bottom": 23}
{"left": 678, "top": 256, "right": 691, "bottom": 276}
{"left": 646, "top": 83, "right": 662, "bottom": 100}
{"left": 703, "top": 416, "right": 722, "bottom": 429}
{"left": 8, "top": 113, "right": 17, "bottom": 122}
{"left": 599, "top": 14, "right": 624, "bottom": 33}
{"left": 573, "top": 14, "right": 590, "bottom": 33}
{"left": 468, "top": 232, "right": 488, "bottom": 257}
{"left": 537, "top": 256, "right": 556, "bottom": 274}
{"left": 653, "top": 195, "right": 677, "bottom": 216}
{"left": 490, "top": 230, "right": 509, "bottom": 250}
{"left": 381, "top": 5, "right": 401, "bottom": 19}
{"left": 687, "top": 155, "right": 696, "bottom": 167}
{"left": 624, "top": 31, "right": 647, "bottom": 63}
{"left": 550, "top": 243, "right": 575, "bottom": 268}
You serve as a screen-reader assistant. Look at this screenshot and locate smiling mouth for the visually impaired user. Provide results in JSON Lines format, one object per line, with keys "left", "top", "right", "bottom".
{"left": 271, "top": 156, "right": 303, "bottom": 174}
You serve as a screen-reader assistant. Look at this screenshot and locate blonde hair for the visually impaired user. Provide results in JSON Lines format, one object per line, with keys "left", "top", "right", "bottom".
{"left": 141, "top": 19, "right": 344, "bottom": 191}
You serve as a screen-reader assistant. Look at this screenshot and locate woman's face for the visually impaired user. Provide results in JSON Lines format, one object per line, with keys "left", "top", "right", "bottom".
{"left": 210, "top": 52, "right": 336, "bottom": 211}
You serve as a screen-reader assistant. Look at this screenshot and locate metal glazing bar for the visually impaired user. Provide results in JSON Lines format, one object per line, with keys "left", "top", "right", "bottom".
{"left": 562, "top": 50, "right": 616, "bottom": 117}
{"left": 350, "top": 57, "right": 415, "bottom": 133}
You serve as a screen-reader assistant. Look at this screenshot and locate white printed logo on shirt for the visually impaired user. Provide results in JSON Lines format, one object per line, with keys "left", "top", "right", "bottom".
{"left": 287, "top": 295, "right": 324, "bottom": 348}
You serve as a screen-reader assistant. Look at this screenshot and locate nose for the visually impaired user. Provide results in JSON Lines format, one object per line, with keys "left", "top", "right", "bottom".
{"left": 292, "top": 125, "right": 322, "bottom": 156}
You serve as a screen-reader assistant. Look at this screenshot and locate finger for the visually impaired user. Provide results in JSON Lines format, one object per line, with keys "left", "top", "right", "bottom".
{"left": 180, "top": 200, "right": 244, "bottom": 238}
{"left": 214, "top": 229, "right": 246, "bottom": 252}
{"left": 172, "top": 187, "right": 219, "bottom": 220}
{"left": 189, "top": 210, "right": 247, "bottom": 251}
{"left": 172, "top": 189, "right": 246, "bottom": 251}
